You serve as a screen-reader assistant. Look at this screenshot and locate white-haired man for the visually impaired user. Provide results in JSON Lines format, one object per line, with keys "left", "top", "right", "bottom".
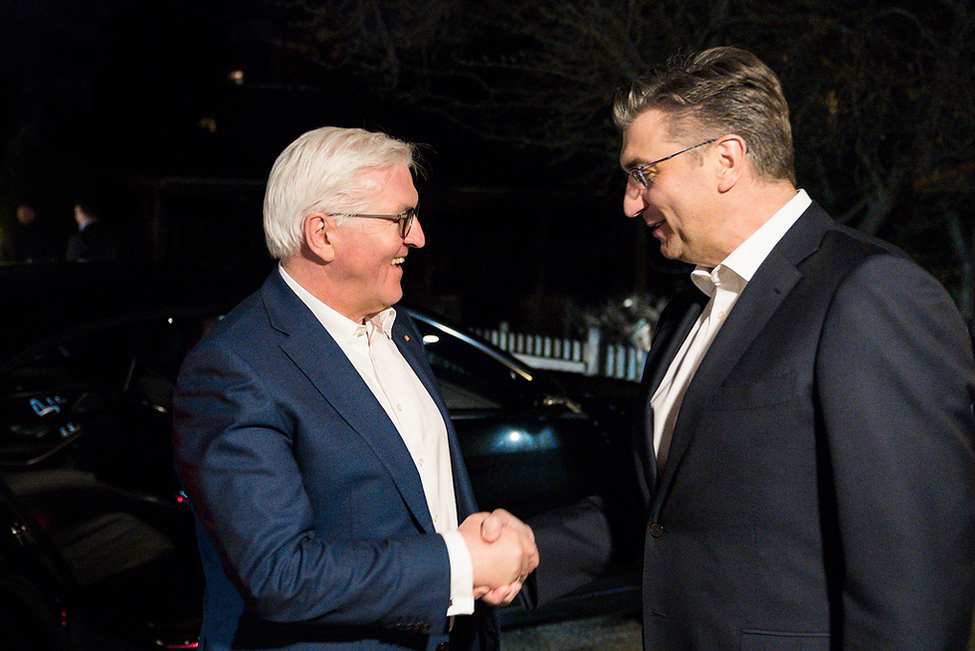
{"left": 174, "top": 126, "right": 537, "bottom": 651}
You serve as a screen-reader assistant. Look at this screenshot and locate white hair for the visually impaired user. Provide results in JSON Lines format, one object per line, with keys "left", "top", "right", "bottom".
{"left": 263, "top": 127, "right": 417, "bottom": 260}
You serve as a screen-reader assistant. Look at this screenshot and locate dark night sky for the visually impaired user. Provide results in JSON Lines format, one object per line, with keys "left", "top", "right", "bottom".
{"left": 0, "top": 0, "right": 506, "bottom": 183}
{"left": 0, "top": 1, "right": 693, "bottom": 328}
{"left": 0, "top": 2, "right": 471, "bottom": 236}
{"left": 3, "top": 1, "right": 314, "bottom": 176}
{"left": 2, "top": 1, "right": 971, "bottom": 330}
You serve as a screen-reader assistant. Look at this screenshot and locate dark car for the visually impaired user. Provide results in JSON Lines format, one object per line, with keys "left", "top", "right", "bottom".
{"left": 0, "top": 261, "right": 641, "bottom": 650}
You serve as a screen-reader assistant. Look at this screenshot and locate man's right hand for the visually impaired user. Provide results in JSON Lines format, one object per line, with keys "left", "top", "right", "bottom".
{"left": 459, "top": 510, "right": 538, "bottom": 604}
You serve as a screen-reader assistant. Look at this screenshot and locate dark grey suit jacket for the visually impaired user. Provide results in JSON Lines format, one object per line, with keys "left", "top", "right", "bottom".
{"left": 636, "top": 202, "right": 975, "bottom": 650}
{"left": 173, "top": 270, "right": 498, "bottom": 651}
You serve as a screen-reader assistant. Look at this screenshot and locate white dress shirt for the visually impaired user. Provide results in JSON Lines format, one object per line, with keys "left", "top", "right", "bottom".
{"left": 279, "top": 266, "right": 475, "bottom": 616}
{"left": 651, "top": 190, "right": 812, "bottom": 469}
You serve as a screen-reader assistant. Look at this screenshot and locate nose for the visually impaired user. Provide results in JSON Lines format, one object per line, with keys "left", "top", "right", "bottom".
{"left": 405, "top": 217, "right": 426, "bottom": 248}
{"left": 623, "top": 182, "right": 647, "bottom": 219}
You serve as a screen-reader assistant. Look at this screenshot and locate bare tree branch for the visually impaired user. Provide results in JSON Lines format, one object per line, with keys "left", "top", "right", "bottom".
{"left": 260, "top": 0, "right": 975, "bottom": 288}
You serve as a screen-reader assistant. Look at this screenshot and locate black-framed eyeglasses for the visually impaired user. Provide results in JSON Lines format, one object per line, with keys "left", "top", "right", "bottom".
{"left": 625, "top": 138, "right": 717, "bottom": 188}
{"left": 335, "top": 207, "right": 417, "bottom": 238}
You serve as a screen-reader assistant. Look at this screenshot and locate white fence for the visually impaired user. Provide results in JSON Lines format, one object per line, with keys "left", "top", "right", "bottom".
{"left": 476, "top": 323, "right": 647, "bottom": 382}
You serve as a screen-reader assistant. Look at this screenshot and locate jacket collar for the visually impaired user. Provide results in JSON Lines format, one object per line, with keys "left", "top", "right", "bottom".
{"left": 650, "top": 203, "right": 833, "bottom": 510}
{"left": 258, "top": 271, "right": 447, "bottom": 531}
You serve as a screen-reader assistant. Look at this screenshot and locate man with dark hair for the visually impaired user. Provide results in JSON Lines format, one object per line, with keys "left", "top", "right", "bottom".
{"left": 66, "top": 196, "right": 120, "bottom": 261}
{"left": 614, "top": 46, "right": 975, "bottom": 650}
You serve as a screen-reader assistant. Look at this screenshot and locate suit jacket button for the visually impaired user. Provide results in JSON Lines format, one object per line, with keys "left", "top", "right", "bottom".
{"left": 649, "top": 522, "right": 664, "bottom": 538}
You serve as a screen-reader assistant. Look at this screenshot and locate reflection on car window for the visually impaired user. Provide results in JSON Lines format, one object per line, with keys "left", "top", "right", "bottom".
{"left": 0, "top": 314, "right": 219, "bottom": 496}
{"left": 435, "top": 378, "right": 500, "bottom": 410}
{"left": 409, "top": 317, "right": 526, "bottom": 411}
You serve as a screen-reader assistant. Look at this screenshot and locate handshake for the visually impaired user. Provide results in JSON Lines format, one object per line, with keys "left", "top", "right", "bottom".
{"left": 459, "top": 509, "right": 539, "bottom": 606}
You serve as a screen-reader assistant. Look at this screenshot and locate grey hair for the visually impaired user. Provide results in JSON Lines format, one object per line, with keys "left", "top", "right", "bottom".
{"left": 263, "top": 127, "right": 418, "bottom": 260}
{"left": 613, "top": 46, "right": 795, "bottom": 184}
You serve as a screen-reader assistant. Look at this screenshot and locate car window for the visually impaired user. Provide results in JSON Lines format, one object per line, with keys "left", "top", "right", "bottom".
{"left": 408, "top": 314, "right": 539, "bottom": 412}
{"left": 0, "top": 315, "right": 217, "bottom": 497}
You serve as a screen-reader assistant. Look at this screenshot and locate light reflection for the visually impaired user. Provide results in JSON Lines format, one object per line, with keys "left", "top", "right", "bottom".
{"left": 488, "top": 427, "right": 557, "bottom": 453}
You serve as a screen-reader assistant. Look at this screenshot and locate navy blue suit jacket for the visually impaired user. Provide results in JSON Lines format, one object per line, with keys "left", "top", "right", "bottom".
{"left": 634, "top": 202, "right": 975, "bottom": 649}
{"left": 173, "top": 270, "right": 498, "bottom": 651}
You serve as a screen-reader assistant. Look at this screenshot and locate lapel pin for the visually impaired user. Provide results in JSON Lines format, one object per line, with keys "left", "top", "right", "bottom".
{"left": 404, "top": 335, "right": 410, "bottom": 341}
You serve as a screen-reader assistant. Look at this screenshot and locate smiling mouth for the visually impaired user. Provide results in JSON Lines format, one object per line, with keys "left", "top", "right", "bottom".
{"left": 392, "top": 257, "right": 406, "bottom": 266}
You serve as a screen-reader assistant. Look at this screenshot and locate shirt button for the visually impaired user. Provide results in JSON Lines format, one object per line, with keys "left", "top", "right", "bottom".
{"left": 396, "top": 404, "right": 403, "bottom": 411}
{"left": 718, "top": 311, "right": 726, "bottom": 320}
{"left": 418, "top": 458, "right": 424, "bottom": 467}
{"left": 433, "top": 514, "right": 439, "bottom": 524}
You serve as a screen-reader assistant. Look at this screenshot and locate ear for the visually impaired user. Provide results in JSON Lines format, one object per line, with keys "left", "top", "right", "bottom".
{"left": 714, "top": 135, "right": 748, "bottom": 193}
{"left": 303, "top": 213, "right": 336, "bottom": 263}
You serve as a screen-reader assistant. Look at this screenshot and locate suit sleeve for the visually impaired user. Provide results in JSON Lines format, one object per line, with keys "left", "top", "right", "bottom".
{"left": 818, "top": 254, "right": 975, "bottom": 649}
{"left": 526, "top": 495, "right": 614, "bottom": 607}
{"left": 173, "top": 340, "right": 452, "bottom": 630}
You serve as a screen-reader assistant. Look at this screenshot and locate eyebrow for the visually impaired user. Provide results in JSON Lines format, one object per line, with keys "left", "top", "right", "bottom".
{"left": 620, "top": 157, "right": 642, "bottom": 171}
{"left": 620, "top": 145, "right": 653, "bottom": 170}
{"left": 389, "top": 201, "right": 418, "bottom": 213}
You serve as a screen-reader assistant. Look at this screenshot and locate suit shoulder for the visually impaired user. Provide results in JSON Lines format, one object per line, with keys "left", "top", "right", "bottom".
{"left": 803, "top": 222, "right": 929, "bottom": 288}
{"left": 817, "top": 225, "right": 961, "bottom": 326}
{"left": 821, "top": 223, "right": 908, "bottom": 262}
{"left": 182, "top": 288, "right": 272, "bottom": 368}
{"left": 206, "top": 290, "right": 266, "bottom": 338}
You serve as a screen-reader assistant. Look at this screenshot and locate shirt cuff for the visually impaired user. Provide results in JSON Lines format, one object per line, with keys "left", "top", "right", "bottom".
{"left": 442, "top": 530, "right": 475, "bottom": 615}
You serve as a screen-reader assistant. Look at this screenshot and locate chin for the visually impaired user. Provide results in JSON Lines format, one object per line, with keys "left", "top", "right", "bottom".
{"left": 383, "top": 289, "right": 404, "bottom": 308}
{"left": 659, "top": 246, "right": 681, "bottom": 261}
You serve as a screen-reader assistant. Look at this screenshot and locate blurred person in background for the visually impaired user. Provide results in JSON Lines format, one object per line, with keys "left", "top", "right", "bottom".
{"left": 66, "top": 194, "right": 121, "bottom": 261}
{"left": 0, "top": 200, "right": 61, "bottom": 262}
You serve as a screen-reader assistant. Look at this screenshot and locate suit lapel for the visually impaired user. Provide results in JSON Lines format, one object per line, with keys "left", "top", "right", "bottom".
{"left": 392, "top": 316, "right": 479, "bottom": 518}
{"left": 259, "top": 273, "right": 438, "bottom": 532}
{"left": 643, "top": 290, "right": 710, "bottom": 398}
{"left": 636, "top": 289, "right": 708, "bottom": 503}
{"left": 652, "top": 205, "right": 832, "bottom": 510}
